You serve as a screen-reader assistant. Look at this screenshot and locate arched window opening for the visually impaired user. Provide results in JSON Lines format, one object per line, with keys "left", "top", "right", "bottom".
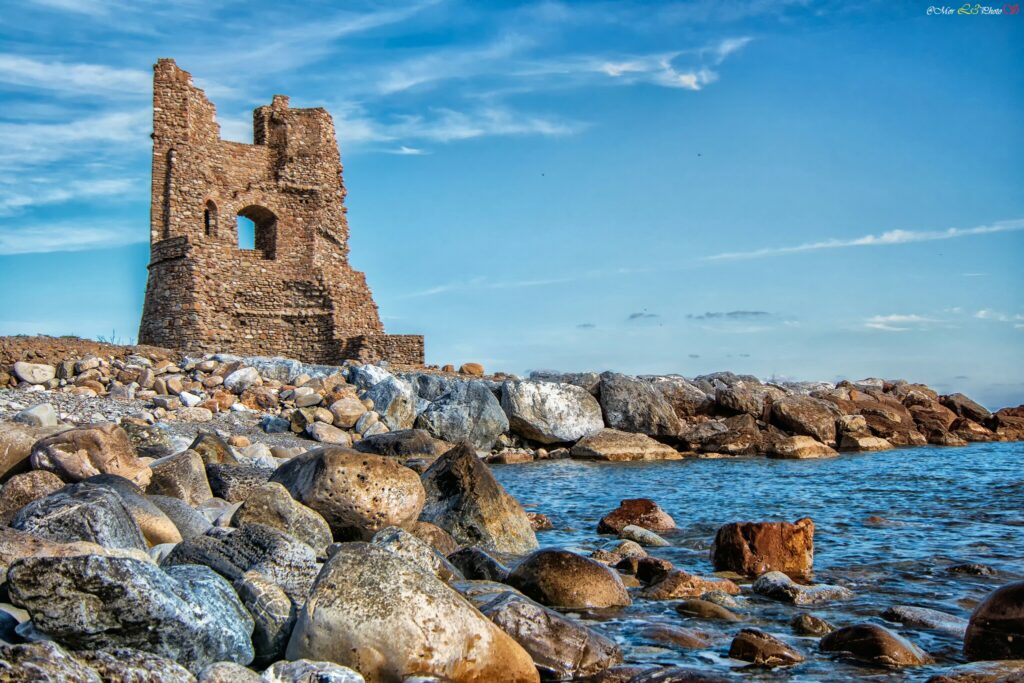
{"left": 203, "top": 200, "right": 218, "bottom": 237}
{"left": 236, "top": 205, "right": 277, "bottom": 259}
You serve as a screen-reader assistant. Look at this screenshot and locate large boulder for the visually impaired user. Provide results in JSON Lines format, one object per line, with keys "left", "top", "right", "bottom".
{"left": 715, "top": 380, "right": 784, "bottom": 418}
{"left": 270, "top": 447, "right": 425, "bottom": 541}
{"left": 8, "top": 555, "right": 254, "bottom": 673}
{"left": 478, "top": 590, "right": 623, "bottom": 679}
{"left": 767, "top": 435, "right": 837, "bottom": 459}
{"left": 85, "top": 474, "right": 183, "bottom": 546}
{"left": 147, "top": 450, "right": 214, "bottom": 506}
{"left": 11, "top": 482, "right": 147, "bottom": 551}
{"left": 506, "top": 549, "right": 631, "bottom": 609}
{"left": 364, "top": 376, "right": 417, "bottom": 431}
{"left": 711, "top": 518, "right": 815, "bottom": 578}
{"left": 571, "top": 429, "right": 683, "bottom": 461}
{"left": 0, "top": 526, "right": 152, "bottom": 583}
{"left": 207, "top": 464, "right": 276, "bottom": 503}
{"left": 419, "top": 443, "right": 537, "bottom": 554}
{"left": 354, "top": 429, "right": 450, "bottom": 457}
{"left": 30, "top": 423, "right": 152, "bottom": 488}
{"left": 500, "top": 380, "right": 604, "bottom": 444}
{"left": 11, "top": 361, "right": 56, "bottom": 385}
{"left": 646, "top": 376, "right": 714, "bottom": 418}
{"left": 415, "top": 381, "right": 508, "bottom": 450}
{"left": 679, "top": 414, "right": 762, "bottom": 455}
{"left": 0, "top": 422, "right": 55, "bottom": 479}
{"left": 770, "top": 395, "right": 840, "bottom": 445}
{"left": 965, "top": 581, "right": 1024, "bottom": 661}
{"left": 286, "top": 543, "right": 539, "bottom": 682}
{"left": 231, "top": 483, "right": 333, "bottom": 556}
{"left": 598, "top": 499, "right": 676, "bottom": 535}
{"left": 941, "top": 393, "right": 992, "bottom": 423}
{"left": 371, "top": 526, "right": 462, "bottom": 582}
{"left": 819, "top": 623, "right": 931, "bottom": 667}
{"left": 598, "top": 373, "right": 681, "bottom": 437}
{"left": 0, "top": 470, "right": 65, "bottom": 524}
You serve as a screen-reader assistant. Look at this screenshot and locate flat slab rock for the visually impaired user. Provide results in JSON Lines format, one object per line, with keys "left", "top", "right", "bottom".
{"left": 571, "top": 429, "right": 683, "bottom": 461}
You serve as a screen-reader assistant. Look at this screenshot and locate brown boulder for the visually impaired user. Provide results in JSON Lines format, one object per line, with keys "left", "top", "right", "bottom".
{"left": 839, "top": 434, "right": 894, "bottom": 451}
{"left": 30, "top": 423, "right": 151, "bottom": 488}
{"left": 711, "top": 517, "right": 814, "bottom": 578}
{"left": 506, "top": 549, "right": 631, "bottom": 609}
{"left": 598, "top": 499, "right": 676, "bottom": 535}
{"left": 820, "top": 623, "right": 932, "bottom": 667}
{"left": 571, "top": 429, "right": 683, "bottom": 461}
{"left": 767, "top": 436, "right": 837, "bottom": 459}
{"left": 0, "top": 422, "right": 61, "bottom": 480}
{"left": 965, "top": 581, "right": 1024, "bottom": 661}
{"left": 641, "top": 570, "right": 740, "bottom": 600}
{"left": 941, "top": 393, "right": 992, "bottom": 423}
{"left": 679, "top": 414, "right": 762, "bottom": 455}
{"left": 729, "top": 628, "right": 805, "bottom": 667}
{"left": 459, "top": 362, "right": 485, "bottom": 376}
{"left": 770, "top": 395, "right": 840, "bottom": 445}
{"left": 147, "top": 450, "right": 213, "bottom": 506}
{"left": 0, "top": 470, "right": 65, "bottom": 524}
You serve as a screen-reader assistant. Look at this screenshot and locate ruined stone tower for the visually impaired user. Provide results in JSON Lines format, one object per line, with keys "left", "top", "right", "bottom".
{"left": 139, "top": 59, "right": 423, "bottom": 365}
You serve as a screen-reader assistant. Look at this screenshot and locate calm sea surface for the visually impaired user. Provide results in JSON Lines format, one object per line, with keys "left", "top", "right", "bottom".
{"left": 492, "top": 441, "right": 1024, "bottom": 681}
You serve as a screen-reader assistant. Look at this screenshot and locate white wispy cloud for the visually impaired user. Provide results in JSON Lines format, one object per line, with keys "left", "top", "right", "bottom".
{"left": 864, "top": 314, "right": 938, "bottom": 332}
{"left": 387, "top": 146, "right": 429, "bottom": 156}
{"left": 0, "top": 55, "right": 149, "bottom": 96}
{"left": 0, "top": 221, "right": 142, "bottom": 255}
{"left": 705, "top": 219, "right": 1024, "bottom": 261}
{"left": 0, "top": 109, "right": 150, "bottom": 168}
{"left": 975, "top": 309, "right": 1024, "bottom": 323}
{"left": 0, "top": 178, "right": 137, "bottom": 215}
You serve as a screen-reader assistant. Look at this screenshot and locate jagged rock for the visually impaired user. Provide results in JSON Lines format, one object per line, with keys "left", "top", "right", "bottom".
{"left": 122, "top": 421, "right": 179, "bottom": 458}
{"left": 73, "top": 648, "right": 196, "bottom": 682}
{"left": 234, "top": 571, "right": 296, "bottom": 668}
{"left": 148, "top": 450, "right": 214, "bottom": 506}
{"left": 0, "top": 640, "right": 102, "bottom": 682}
{"left": 711, "top": 517, "right": 814, "bottom": 578}
{"left": 0, "top": 470, "right": 65, "bottom": 525}
{"left": 354, "top": 429, "right": 450, "bottom": 457}
{"left": 415, "top": 381, "right": 509, "bottom": 450}
{"left": 207, "top": 464, "right": 276, "bottom": 503}
{"left": 286, "top": 543, "right": 539, "bottom": 682}
{"left": 85, "top": 474, "right": 182, "bottom": 546}
{"left": 770, "top": 395, "right": 840, "bottom": 444}
{"left": 598, "top": 373, "right": 681, "bottom": 436}
{"left": 752, "top": 571, "right": 853, "bottom": 604}
{"left": 729, "top": 628, "right": 805, "bottom": 667}
{"left": 478, "top": 590, "right": 623, "bottom": 679}
{"left": 11, "top": 362, "right": 56, "bottom": 385}
{"left": 941, "top": 393, "right": 992, "bottom": 423}
{"left": 30, "top": 423, "right": 152, "bottom": 488}
{"left": 271, "top": 447, "right": 425, "bottom": 540}
{"left": 791, "top": 614, "right": 834, "bottom": 636}
{"left": 149, "top": 494, "right": 214, "bottom": 540}
{"left": 820, "top": 623, "right": 932, "bottom": 667}
{"left": 675, "top": 598, "right": 743, "bottom": 622}
{"left": 646, "top": 376, "right": 714, "bottom": 419}
{"left": 447, "top": 546, "right": 510, "bottom": 582}
{"left": 409, "top": 521, "right": 459, "bottom": 556}
{"left": 8, "top": 555, "right": 254, "bottom": 673}
{"left": 965, "top": 581, "right": 1024, "bottom": 661}
{"left": 571, "top": 429, "right": 683, "bottom": 461}
{"left": 371, "top": 526, "right": 462, "bottom": 582}
{"left": 419, "top": 443, "right": 537, "bottom": 554}
{"left": 506, "top": 548, "right": 631, "bottom": 608}
{"left": 231, "top": 483, "right": 332, "bottom": 556}
{"left": 190, "top": 433, "right": 240, "bottom": 466}
{"left": 882, "top": 605, "right": 969, "bottom": 637}
{"left": 364, "top": 376, "right": 417, "bottom": 431}
{"left": 641, "top": 570, "right": 739, "bottom": 600}
{"left": 598, "top": 498, "right": 676, "bottom": 534}
{"left": 262, "top": 659, "right": 365, "bottom": 682}
{"left": 715, "top": 380, "right": 783, "bottom": 418}
{"left": 679, "top": 414, "right": 762, "bottom": 455}
{"left": 163, "top": 523, "right": 319, "bottom": 604}
{"left": 500, "top": 380, "right": 604, "bottom": 444}
{"left": 12, "top": 482, "right": 147, "bottom": 551}
{"left": 767, "top": 435, "right": 837, "bottom": 459}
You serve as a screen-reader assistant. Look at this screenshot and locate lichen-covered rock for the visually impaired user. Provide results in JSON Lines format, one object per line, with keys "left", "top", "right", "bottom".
{"left": 148, "top": 449, "right": 214, "bottom": 506}
{"left": 207, "top": 463, "right": 276, "bottom": 503}
{"left": 262, "top": 659, "right": 365, "bottom": 682}
{"left": 598, "top": 498, "right": 676, "bottom": 534}
{"left": 12, "top": 482, "right": 147, "bottom": 551}
{"left": 729, "top": 628, "right": 805, "bottom": 667}
{"left": 598, "top": 373, "right": 681, "bottom": 436}
{"left": 965, "top": 581, "right": 1024, "bottom": 661}
{"left": 0, "top": 470, "right": 65, "bottom": 525}
{"left": 371, "top": 526, "right": 462, "bottom": 582}
{"left": 231, "top": 483, "right": 332, "bottom": 556}
{"left": 234, "top": 571, "right": 296, "bottom": 668}
{"left": 419, "top": 443, "right": 537, "bottom": 554}
{"left": 30, "top": 423, "right": 152, "bottom": 488}
{"left": 0, "top": 640, "right": 102, "bottom": 683}
{"left": 8, "top": 555, "right": 254, "bottom": 673}
{"left": 506, "top": 549, "right": 631, "bottom": 609}
{"left": 479, "top": 590, "right": 623, "bottom": 679}
{"left": 641, "top": 570, "right": 739, "bottom": 600}
{"left": 73, "top": 647, "right": 196, "bottom": 682}
{"left": 85, "top": 474, "right": 183, "bottom": 546}
{"left": 500, "top": 380, "right": 604, "bottom": 444}
{"left": 0, "top": 526, "right": 153, "bottom": 584}
{"left": 571, "top": 429, "right": 683, "bottom": 461}
{"left": 711, "top": 517, "right": 814, "bottom": 578}
{"left": 752, "top": 571, "right": 853, "bottom": 605}
{"left": 271, "top": 447, "right": 425, "bottom": 541}
{"left": 415, "top": 381, "right": 509, "bottom": 450}
{"left": 819, "top": 623, "right": 932, "bottom": 667}
{"left": 286, "top": 543, "right": 539, "bottom": 682}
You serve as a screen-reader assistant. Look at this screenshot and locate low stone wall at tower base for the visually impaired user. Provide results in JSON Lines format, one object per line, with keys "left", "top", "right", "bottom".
{"left": 342, "top": 334, "right": 424, "bottom": 366}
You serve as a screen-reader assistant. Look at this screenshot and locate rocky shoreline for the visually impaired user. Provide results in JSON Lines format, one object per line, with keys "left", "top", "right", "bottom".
{"left": 0, "top": 337, "right": 1021, "bottom": 681}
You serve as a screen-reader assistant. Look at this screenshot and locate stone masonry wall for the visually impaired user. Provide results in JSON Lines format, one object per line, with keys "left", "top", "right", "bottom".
{"left": 139, "top": 59, "right": 423, "bottom": 366}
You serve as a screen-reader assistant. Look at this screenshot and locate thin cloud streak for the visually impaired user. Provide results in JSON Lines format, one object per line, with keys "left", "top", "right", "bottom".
{"left": 0, "top": 222, "right": 143, "bottom": 255}
{"left": 704, "top": 219, "right": 1024, "bottom": 261}
{"left": 0, "top": 55, "right": 150, "bottom": 96}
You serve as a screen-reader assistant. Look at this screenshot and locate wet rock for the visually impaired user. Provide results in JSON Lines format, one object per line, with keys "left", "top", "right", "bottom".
{"left": 598, "top": 498, "right": 676, "bottom": 534}
{"left": 965, "top": 581, "right": 1024, "bottom": 661}
{"left": 231, "top": 483, "right": 333, "bottom": 556}
{"left": 8, "top": 555, "right": 254, "bottom": 673}
{"left": 598, "top": 372, "right": 681, "bottom": 437}
{"left": 639, "top": 624, "right": 712, "bottom": 650}
{"left": 271, "top": 446, "right": 425, "bottom": 540}
{"left": 85, "top": 474, "right": 183, "bottom": 546}
{"left": 621, "top": 524, "right": 670, "bottom": 547}
{"left": 528, "top": 511, "right": 553, "bottom": 530}
{"left": 371, "top": 526, "right": 463, "bottom": 582}
{"left": 415, "top": 380, "right": 509, "bottom": 450}
{"left": 207, "top": 463, "right": 276, "bottom": 503}
{"left": 0, "top": 470, "right": 65, "bottom": 525}
{"left": 73, "top": 647, "right": 196, "bottom": 682}
{"left": 883, "top": 605, "right": 969, "bottom": 637}
{"left": 190, "top": 433, "right": 240, "bottom": 466}
{"left": 753, "top": 571, "right": 852, "bottom": 605}
{"left": 947, "top": 563, "right": 997, "bottom": 576}
{"left": 149, "top": 494, "right": 214, "bottom": 540}
{"left": 701, "top": 590, "right": 741, "bottom": 609}
{"left": 767, "top": 435, "right": 837, "bottom": 459}
{"left": 447, "top": 546, "right": 510, "bottom": 582}
{"left": 506, "top": 548, "right": 631, "bottom": 608}
{"left": 479, "top": 590, "right": 623, "bottom": 679}
{"left": 420, "top": 442, "right": 537, "bottom": 554}
{"left": 729, "top": 628, "right": 805, "bottom": 667}
{"left": 354, "top": 429, "right": 449, "bottom": 457}
{"left": 770, "top": 395, "right": 840, "bottom": 444}
{"left": 409, "top": 520, "right": 459, "bottom": 556}
{"left": 286, "top": 542, "right": 539, "bottom": 682}
{"left": 262, "top": 659, "right": 365, "bottom": 682}
{"left": 627, "top": 666, "right": 731, "bottom": 682}
{"left": 234, "top": 571, "right": 295, "bottom": 668}
{"left": 925, "top": 660, "right": 1024, "bottom": 683}
{"left": 571, "top": 429, "right": 682, "bottom": 461}
{"left": 711, "top": 517, "right": 814, "bottom": 578}
{"left": 30, "top": 422, "right": 152, "bottom": 488}
{"left": 0, "top": 640, "right": 102, "bottom": 682}
{"left": 500, "top": 380, "right": 604, "bottom": 444}
{"left": 148, "top": 450, "right": 214, "bottom": 506}
{"left": 642, "top": 570, "right": 740, "bottom": 600}
{"left": 12, "top": 482, "right": 147, "bottom": 551}
{"left": 633, "top": 557, "right": 674, "bottom": 584}
{"left": 791, "top": 613, "right": 834, "bottom": 636}
{"left": 820, "top": 623, "right": 932, "bottom": 667}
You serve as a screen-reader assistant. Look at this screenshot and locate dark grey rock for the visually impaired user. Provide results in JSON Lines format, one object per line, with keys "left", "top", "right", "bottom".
{"left": 206, "top": 464, "right": 276, "bottom": 503}
{"left": 149, "top": 494, "right": 214, "bottom": 540}
{"left": 11, "top": 482, "right": 146, "bottom": 552}
{"left": 598, "top": 372, "right": 680, "bottom": 437}
{"left": 415, "top": 381, "right": 509, "bottom": 450}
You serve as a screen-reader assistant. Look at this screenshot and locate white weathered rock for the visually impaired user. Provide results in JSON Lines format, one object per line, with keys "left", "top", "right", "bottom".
{"left": 14, "top": 403, "right": 58, "bottom": 428}
{"left": 224, "top": 368, "right": 262, "bottom": 394}
{"left": 12, "top": 362, "right": 56, "bottom": 385}
{"left": 500, "top": 381, "right": 604, "bottom": 444}
{"left": 179, "top": 391, "right": 202, "bottom": 408}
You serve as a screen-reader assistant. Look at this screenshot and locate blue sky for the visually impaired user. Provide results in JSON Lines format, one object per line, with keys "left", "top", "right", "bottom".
{"left": 1, "top": 0, "right": 1022, "bottom": 407}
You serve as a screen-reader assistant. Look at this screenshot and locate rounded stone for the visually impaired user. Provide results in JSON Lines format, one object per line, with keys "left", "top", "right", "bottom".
{"left": 506, "top": 549, "right": 632, "bottom": 609}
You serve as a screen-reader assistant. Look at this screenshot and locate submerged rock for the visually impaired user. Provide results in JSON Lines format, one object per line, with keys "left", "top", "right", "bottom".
{"left": 819, "top": 623, "right": 932, "bottom": 667}
{"left": 883, "top": 604, "right": 969, "bottom": 637}
{"left": 639, "top": 624, "right": 712, "bottom": 651}
{"left": 642, "top": 570, "right": 740, "bottom": 600}
{"left": 620, "top": 524, "right": 670, "bottom": 547}
{"left": 791, "top": 613, "right": 834, "bottom": 636}
{"left": 729, "top": 628, "right": 805, "bottom": 667}
{"left": 506, "top": 548, "right": 631, "bottom": 609}
{"left": 752, "top": 571, "right": 853, "bottom": 605}
{"left": 965, "top": 581, "right": 1024, "bottom": 661}
{"left": 711, "top": 517, "right": 814, "bottom": 578}
{"left": 674, "top": 599, "right": 743, "bottom": 622}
